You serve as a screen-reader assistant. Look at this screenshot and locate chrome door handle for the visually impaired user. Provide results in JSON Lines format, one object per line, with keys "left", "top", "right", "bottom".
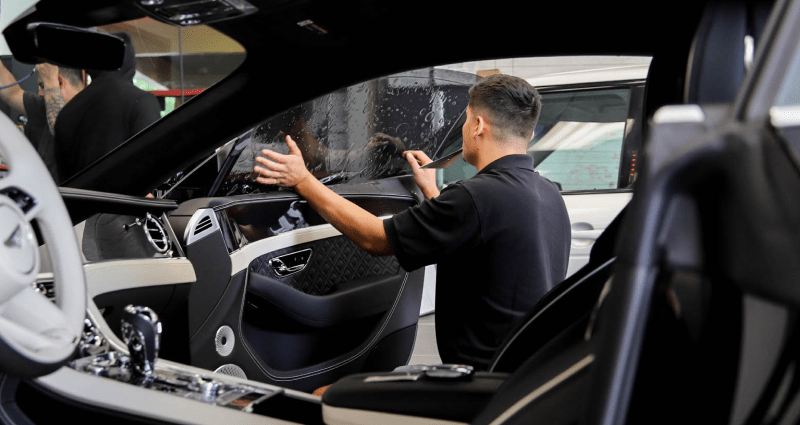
{"left": 269, "top": 258, "right": 303, "bottom": 274}
{"left": 268, "top": 249, "right": 312, "bottom": 277}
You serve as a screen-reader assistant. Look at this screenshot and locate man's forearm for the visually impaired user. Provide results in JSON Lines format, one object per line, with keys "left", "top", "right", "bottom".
{"left": 0, "top": 63, "right": 25, "bottom": 114}
{"left": 42, "top": 87, "right": 64, "bottom": 134}
{"left": 294, "top": 177, "right": 393, "bottom": 256}
{"left": 421, "top": 186, "right": 440, "bottom": 200}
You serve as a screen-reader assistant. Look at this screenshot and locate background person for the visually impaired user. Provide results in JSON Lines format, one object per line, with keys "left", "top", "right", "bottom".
{"left": 253, "top": 74, "right": 571, "bottom": 370}
{"left": 55, "top": 32, "right": 160, "bottom": 182}
{"left": 0, "top": 62, "right": 86, "bottom": 179}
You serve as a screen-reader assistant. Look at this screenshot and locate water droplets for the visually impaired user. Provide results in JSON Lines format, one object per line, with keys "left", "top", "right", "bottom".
{"left": 395, "top": 123, "right": 409, "bottom": 136}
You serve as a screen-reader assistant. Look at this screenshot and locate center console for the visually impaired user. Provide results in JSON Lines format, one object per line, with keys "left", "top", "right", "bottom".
{"left": 61, "top": 304, "right": 323, "bottom": 423}
{"left": 60, "top": 303, "right": 506, "bottom": 425}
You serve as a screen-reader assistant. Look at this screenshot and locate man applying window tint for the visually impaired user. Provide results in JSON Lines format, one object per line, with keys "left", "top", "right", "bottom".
{"left": 254, "top": 74, "right": 571, "bottom": 369}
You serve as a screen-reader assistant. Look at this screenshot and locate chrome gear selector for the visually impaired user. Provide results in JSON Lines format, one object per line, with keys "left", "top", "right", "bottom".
{"left": 121, "top": 305, "right": 162, "bottom": 378}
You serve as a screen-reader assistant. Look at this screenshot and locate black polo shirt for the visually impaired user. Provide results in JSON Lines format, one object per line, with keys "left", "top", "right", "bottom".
{"left": 384, "top": 154, "right": 570, "bottom": 369}
{"left": 22, "top": 92, "right": 59, "bottom": 180}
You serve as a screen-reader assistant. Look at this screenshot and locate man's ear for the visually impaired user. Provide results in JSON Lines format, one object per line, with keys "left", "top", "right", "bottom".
{"left": 475, "top": 115, "right": 489, "bottom": 138}
{"left": 57, "top": 74, "right": 66, "bottom": 89}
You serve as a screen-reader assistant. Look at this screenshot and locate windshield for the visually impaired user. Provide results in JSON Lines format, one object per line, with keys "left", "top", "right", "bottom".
{"left": 214, "top": 68, "right": 478, "bottom": 196}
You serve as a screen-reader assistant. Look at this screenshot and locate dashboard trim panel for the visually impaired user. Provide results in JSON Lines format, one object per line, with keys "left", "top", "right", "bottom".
{"left": 84, "top": 258, "right": 196, "bottom": 299}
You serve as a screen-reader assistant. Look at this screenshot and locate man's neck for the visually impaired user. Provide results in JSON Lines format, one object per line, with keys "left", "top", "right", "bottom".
{"left": 473, "top": 139, "right": 528, "bottom": 171}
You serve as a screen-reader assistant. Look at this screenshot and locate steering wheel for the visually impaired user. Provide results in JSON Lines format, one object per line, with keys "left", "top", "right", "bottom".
{"left": 0, "top": 112, "right": 86, "bottom": 376}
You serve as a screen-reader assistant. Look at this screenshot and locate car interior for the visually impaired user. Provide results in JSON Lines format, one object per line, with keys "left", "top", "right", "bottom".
{"left": 1, "top": 0, "right": 800, "bottom": 424}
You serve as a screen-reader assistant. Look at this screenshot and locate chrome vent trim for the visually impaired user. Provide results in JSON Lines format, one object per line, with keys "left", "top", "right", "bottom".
{"left": 144, "top": 213, "right": 171, "bottom": 254}
{"left": 194, "top": 216, "right": 213, "bottom": 234}
{"left": 184, "top": 209, "right": 221, "bottom": 246}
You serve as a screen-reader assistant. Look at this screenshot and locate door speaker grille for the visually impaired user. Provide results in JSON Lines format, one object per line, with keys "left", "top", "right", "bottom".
{"left": 214, "top": 364, "right": 247, "bottom": 380}
{"left": 215, "top": 325, "right": 235, "bottom": 356}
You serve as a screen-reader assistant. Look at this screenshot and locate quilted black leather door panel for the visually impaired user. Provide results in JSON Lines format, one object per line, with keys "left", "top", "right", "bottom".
{"left": 248, "top": 236, "right": 401, "bottom": 296}
{"left": 242, "top": 233, "right": 410, "bottom": 374}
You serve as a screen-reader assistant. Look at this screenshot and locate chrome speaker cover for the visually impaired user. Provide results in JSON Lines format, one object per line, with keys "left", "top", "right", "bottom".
{"left": 214, "top": 363, "right": 247, "bottom": 380}
{"left": 215, "top": 325, "right": 235, "bottom": 357}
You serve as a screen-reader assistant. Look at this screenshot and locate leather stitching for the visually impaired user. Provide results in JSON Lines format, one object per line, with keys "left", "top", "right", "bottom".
{"left": 248, "top": 236, "right": 400, "bottom": 295}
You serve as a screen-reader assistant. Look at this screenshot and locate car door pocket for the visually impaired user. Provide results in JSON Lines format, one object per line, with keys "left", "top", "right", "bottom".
{"left": 269, "top": 249, "right": 312, "bottom": 277}
{"left": 245, "top": 272, "right": 404, "bottom": 328}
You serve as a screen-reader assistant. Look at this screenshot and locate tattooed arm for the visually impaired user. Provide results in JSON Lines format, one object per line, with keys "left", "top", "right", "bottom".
{"left": 37, "top": 63, "right": 64, "bottom": 135}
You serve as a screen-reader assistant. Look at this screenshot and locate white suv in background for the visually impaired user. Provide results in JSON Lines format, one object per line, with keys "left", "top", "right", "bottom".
{"left": 438, "top": 63, "right": 648, "bottom": 277}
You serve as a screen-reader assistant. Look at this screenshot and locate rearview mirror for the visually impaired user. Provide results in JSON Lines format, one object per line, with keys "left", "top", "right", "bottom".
{"left": 25, "top": 23, "right": 125, "bottom": 70}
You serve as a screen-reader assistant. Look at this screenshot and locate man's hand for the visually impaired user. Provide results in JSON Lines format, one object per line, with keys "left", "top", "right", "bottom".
{"left": 254, "top": 135, "right": 313, "bottom": 189}
{"left": 404, "top": 150, "right": 440, "bottom": 199}
{"left": 255, "top": 135, "right": 393, "bottom": 256}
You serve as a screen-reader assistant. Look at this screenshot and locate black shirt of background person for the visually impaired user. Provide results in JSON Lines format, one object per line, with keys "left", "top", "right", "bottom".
{"left": 22, "top": 92, "right": 59, "bottom": 180}
{"left": 54, "top": 32, "right": 160, "bottom": 182}
{"left": 384, "top": 154, "right": 571, "bottom": 369}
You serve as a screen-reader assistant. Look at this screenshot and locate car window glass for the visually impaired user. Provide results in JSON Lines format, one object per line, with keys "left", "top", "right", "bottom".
{"left": 215, "top": 69, "right": 478, "bottom": 196}
{"left": 441, "top": 87, "right": 632, "bottom": 191}
{"left": 161, "top": 56, "right": 649, "bottom": 201}
{"left": 775, "top": 40, "right": 800, "bottom": 106}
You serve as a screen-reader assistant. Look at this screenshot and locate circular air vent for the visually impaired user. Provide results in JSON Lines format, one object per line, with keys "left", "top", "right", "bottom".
{"left": 144, "top": 213, "right": 171, "bottom": 254}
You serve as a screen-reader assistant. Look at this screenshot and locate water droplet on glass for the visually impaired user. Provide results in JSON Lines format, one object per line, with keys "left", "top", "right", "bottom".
{"left": 424, "top": 111, "right": 435, "bottom": 122}
{"left": 395, "top": 123, "right": 409, "bottom": 136}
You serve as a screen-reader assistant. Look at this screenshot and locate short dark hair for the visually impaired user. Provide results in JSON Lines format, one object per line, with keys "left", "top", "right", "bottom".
{"left": 59, "top": 67, "right": 84, "bottom": 87}
{"left": 468, "top": 74, "right": 542, "bottom": 140}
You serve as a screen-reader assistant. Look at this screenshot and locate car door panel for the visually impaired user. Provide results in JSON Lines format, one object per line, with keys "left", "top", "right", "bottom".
{"left": 247, "top": 236, "right": 403, "bottom": 327}
{"left": 170, "top": 187, "right": 425, "bottom": 391}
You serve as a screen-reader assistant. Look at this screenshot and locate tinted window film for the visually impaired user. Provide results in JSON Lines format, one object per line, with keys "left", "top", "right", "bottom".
{"left": 441, "top": 87, "right": 631, "bottom": 192}
{"left": 219, "top": 69, "right": 478, "bottom": 196}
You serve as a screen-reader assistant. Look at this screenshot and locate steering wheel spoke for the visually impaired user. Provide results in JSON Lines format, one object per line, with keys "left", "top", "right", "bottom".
{"left": 0, "top": 286, "right": 77, "bottom": 361}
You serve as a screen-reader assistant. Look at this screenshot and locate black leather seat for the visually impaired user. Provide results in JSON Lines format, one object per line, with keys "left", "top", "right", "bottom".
{"left": 322, "top": 3, "right": 782, "bottom": 424}
{"left": 487, "top": 209, "right": 624, "bottom": 373}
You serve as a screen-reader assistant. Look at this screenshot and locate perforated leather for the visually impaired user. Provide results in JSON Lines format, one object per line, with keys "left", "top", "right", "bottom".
{"left": 249, "top": 236, "right": 401, "bottom": 295}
